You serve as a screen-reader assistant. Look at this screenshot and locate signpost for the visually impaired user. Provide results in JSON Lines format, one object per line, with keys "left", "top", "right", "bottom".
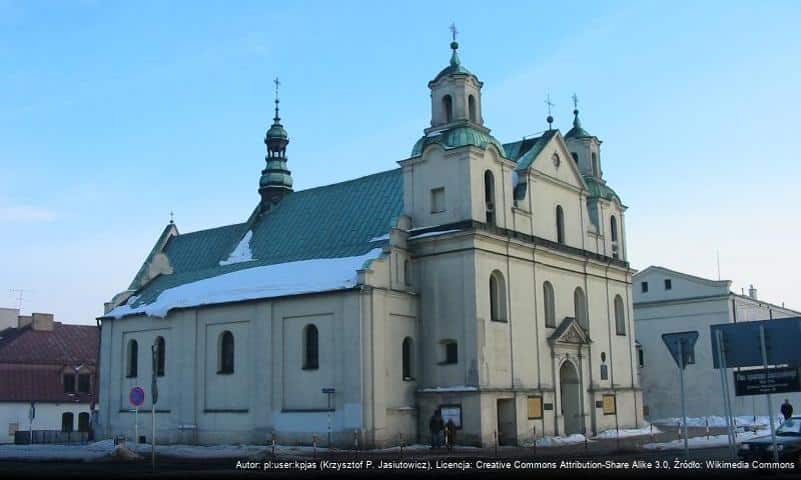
{"left": 322, "top": 388, "right": 335, "bottom": 448}
{"left": 662, "top": 331, "right": 698, "bottom": 458}
{"left": 129, "top": 386, "right": 145, "bottom": 445}
{"left": 151, "top": 343, "right": 159, "bottom": 473}
{"left": 711, "top": 317, "right": 801, "bottom": 462}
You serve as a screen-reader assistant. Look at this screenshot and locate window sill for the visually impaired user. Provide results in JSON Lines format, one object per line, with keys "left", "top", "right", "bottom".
{"left": 403, "top": 377, "right": 416, "bottom": 382}
{"left": 490, "top": 319, "right": 508, "bottom": 323}
{"left": 616, "top": 333, "right": 627, "bottom": 337}
{"left": 545, "top": 325, "right": 556, "bottom": 329}
{"left": 438, "top": 361, "right": 458, "bottom": 366}
{"left": 302, "top": 366, "right": 319, "bottom": 371}
{"left": 216, "top": 370, "right": 234, "bottom": 375}
{"left": 125, "top": 375, "right": 137, "bottom": 379}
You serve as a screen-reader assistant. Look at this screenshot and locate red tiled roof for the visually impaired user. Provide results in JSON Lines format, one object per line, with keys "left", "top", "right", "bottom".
{"left": 0, "top": 323, "right": 98, "bottom": 403}
{"left": 0, "top": 323, "right": 98, "bottom": 365}
{"left": 0, "top": 363, "right": 95, "bottom": 403}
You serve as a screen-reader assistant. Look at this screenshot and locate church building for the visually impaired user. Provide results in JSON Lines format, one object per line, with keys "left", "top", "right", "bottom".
{"left": 97, "top": 37, "right": 642, "bottom": 447}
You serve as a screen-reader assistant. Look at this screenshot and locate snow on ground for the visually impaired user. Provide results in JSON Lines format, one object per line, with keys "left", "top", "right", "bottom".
{"left": 0, "top": 441, "right": 117, "bottom": 461}
{"left": 107, "top": 248, "right": 383, "bottom": 319}
{"left": 533, "top": 434, "right": 589, "bottom": 447}
{"left": 219, "top": 231, "right": 254, "bottom": 266}
{"left": 417, "top": 385, "right": 478, "bottom": 393}
{"left": 642, "top": 429, "right": 771, "bottom": 451}
{"left": 593, "top": 425, "right": 660, "bottom": 440}
{"left": 652, "top": 416, "right": 783, "bottom": 429}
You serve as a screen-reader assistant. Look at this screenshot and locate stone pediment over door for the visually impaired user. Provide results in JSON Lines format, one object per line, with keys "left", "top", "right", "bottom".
{"left": 548, "top": 317, "right": 591, "bottom": 346}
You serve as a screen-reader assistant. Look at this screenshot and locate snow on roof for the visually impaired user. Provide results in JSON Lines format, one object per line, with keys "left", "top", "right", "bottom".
{"left": 107, "top": 248, "right": 384, "bottom": 319}
{"left": 219, "top": 230, "right": 255, "bottom": 266}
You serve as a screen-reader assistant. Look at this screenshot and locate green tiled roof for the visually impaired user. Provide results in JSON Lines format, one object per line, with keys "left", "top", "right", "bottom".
{"left": 411, "top": 125, "right": 506, "bottom": 157}
{"left": 502, "top": 129, "right": 557, "bottom": 171}
{"left": 584, "top": 175, "right": 622, "bottom": 203}
{"left": 127, "top": 169, "right": 403, "bottom": 307}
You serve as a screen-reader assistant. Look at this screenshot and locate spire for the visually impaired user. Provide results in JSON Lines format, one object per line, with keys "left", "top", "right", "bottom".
{"left": 545, "top": 94, "right": 555, "bottom": 131}
{"left": 565, "top": 93, "right": 593, "bottom": 139}
{"left": 259, "top": 77, "right": 293, "bottom": 211}
{"left": 449, "top": 22, "right": 460, "bottom": 67}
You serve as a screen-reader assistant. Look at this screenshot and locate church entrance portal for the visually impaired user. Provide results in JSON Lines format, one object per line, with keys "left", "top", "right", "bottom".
{"left": 496, "top": 398, "right": 516, "bottom": 445}
{"left": 559, "top": 361, "right": 582, "bottom": 435}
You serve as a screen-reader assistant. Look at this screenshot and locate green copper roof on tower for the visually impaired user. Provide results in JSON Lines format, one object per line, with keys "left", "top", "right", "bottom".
{"left": 431, "top": 24, "right": 475, "bottom": 84}
{"left": 565, "top": 109, "right": 592, "bottom": 139}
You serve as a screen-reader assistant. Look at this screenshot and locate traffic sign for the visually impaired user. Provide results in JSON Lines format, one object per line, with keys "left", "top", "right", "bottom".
{"left": 662, "top": 331, "right": 698, "bottom": 369}
{"left": 129, "top": 386, "right": 145, "bottom": 407}
{"left": 322, "top": 388, "right": 336, "bottom": 394}
{"left": 734, "top": 367, "right": 801, "bottom": 396}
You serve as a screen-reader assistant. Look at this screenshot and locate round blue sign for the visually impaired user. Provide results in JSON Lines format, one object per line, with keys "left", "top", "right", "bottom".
{"left": 129, "top": 386, "right": 145, "bottom": 407}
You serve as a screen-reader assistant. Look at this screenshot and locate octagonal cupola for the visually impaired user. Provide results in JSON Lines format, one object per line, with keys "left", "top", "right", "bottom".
{"left": 427, "top": 33, "right": 484, "bottom": 131}
{"left": 259, "top": 78, "right": 293, "bottom": 211}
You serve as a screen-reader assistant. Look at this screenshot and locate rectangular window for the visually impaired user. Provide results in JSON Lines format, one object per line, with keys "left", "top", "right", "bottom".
{"left": 441, "top": 342, "right": 458, "bottom": 364}
{"left": 527, "top": 396, "right": 543, "bottom": 419}
{"left": 602, "top": 394, "right": 616, "bottom": 415}
{"left": 641, "top": 281, "right": 649, "bottom": 293}
{"left": 63, "top": 374, "right": 76, "bottom": 394}
{"left": 664, "top": 279, "right": 672, "bottom": 290}
{"left": 638, "top": 349, "right": 644, "bottom": 368}
{"left": 431, "top": 187, "right": 446, "bottom": 213}
{"left": 78, "top": 374, "right": 90, "bottom": 393}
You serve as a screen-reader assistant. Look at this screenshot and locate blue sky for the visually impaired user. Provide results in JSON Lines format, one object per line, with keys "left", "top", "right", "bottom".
{"left": 1, "top": 0, "right": 799, "bottom": 324}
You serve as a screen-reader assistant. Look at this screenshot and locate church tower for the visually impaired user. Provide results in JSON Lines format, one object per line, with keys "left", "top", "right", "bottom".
{"left": 564, "top": 100, "right": 603, "bottom": 179}
{"left": 259, "top": 78, "right": 293, "bottom": 212}
{"left": 427, "top": 32, "right": 485, "bottom": 131}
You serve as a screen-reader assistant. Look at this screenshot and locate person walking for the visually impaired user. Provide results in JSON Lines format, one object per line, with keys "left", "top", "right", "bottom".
{"left": 445, "top": 418, "right": 456, "bottom": 452}
{"left": 429, "top": 411, "right": 438, "bottom": 449}
{"left": 781, "top": 399, "right": 793, "bottom": 420}
{"left": 434, "top": 410, "right": 445, "bottom": 449}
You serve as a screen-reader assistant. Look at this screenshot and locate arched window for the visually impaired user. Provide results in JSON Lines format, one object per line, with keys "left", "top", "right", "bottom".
{"left": 489, "top": 270, "right": 507, "bottom": 322}
{"left": 126, "top": 339, "right": 138, "bottom": 378}
{"left": 555, "top": 205, "right": 565, "bottom": 244}
{"left": 442, "top": 95, "right": 453, "bottom": 123}
{"left": 61, "top": 412, "right": 74, "bottom": 433}
{"left": 484, "top": 170, "right": 495, "bottom": 225}
{"left": 218, "top": 331, "right": 234, "bottom": 374}
{"left": 468, "top": 95, "right": 477, "bottom": 122}
{"left": 591, "top": 152, "right": 598, "bottom": 176}
{"left": 610, "top": 215, "right": 618, "bottom": 242}
{"left": 571, "top": 152, "right": 579, "bottom": 163}
{"left": 574, "top": 287, "right": 588, "bottom": 329}
{"left": 614, "top": 295, "right": 626, "bottom": 335}
{"left": 78, "top": 412, "right": 90, "bottom": 432}
{"left": 155, "top": 336, "right": 165, "bottom": 377}
{"left": 402, "top": 337, "right": 414, "bottom": 380}
{"left": 404, "top": 259, "right": 411, "bottom": 286}
{"left": 543, "top": 281, "right": 556, "bottom": 328}
{"left": 303, "top": 324, "right": 319, "bottom": 370}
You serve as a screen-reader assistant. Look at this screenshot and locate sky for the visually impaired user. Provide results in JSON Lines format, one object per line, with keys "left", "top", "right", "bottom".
{"left": 1, "top": 0, "right": 799, "bottom": 325}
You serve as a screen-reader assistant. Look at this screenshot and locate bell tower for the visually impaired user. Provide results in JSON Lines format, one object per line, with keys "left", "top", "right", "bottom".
{"left": 427, "top": 24, "right": 485, "bottom": 131}
{"left": 564, "top": 95, "right": 603, "bottom": 179}
{"left": 259, "top": 77, "right": 293, "bottom": 212}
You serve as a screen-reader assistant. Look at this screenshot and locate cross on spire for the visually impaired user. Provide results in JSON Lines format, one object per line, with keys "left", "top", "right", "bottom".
{"left": 169, "top": 211, "right": 174, "bottom": 224}
{"left": 273, "top": 76, "right": 281, "bottom": 121}
{"left": 449, "top": 22, "right": 458, "bottom": 42}
{"left": 572, "top": 93, "right": 579, "bottom": 111}
{"left": 545, "top": 94, "right": 555, "bottom": 130}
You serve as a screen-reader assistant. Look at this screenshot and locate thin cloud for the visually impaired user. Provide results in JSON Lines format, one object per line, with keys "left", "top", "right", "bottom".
{"left": 0, "top": 205, "right": 56, "bottom": 222}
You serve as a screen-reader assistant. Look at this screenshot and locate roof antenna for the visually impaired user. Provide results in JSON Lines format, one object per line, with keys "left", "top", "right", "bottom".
{"left": 545, "top": 94, "right": 555, "bottom": 131}
{"left": 8, "top": 289, "right": 29, "bottom": 312}
{"left": 273, "top": 76, "right": 281, "bottom": 122}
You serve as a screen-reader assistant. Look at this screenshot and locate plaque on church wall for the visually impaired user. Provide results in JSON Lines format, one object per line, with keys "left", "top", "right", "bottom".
{"left": 527, "top": 396, "right": 543, "bottom": 419}
{"left": 595, "top": 400, "right": 603, "bottom": 408}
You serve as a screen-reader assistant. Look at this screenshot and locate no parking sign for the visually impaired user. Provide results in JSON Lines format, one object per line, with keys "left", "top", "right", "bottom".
{"left": 129, "top": 386, "right": 145, "bottom": 408}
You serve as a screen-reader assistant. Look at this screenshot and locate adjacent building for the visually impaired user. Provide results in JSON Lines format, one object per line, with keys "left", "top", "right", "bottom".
{"left": 0, "top": 309, "right": 99, "bottom": 443}
{"left": 98, "top": 38, "right": 642, "bottom": 448}
{"left": 633, "top": 266, "right": 800, "bottom": 421}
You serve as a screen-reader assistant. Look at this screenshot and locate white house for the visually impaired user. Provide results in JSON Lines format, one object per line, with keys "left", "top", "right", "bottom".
{"left": 633, "top": 266, "right": 800, "bottom": 421}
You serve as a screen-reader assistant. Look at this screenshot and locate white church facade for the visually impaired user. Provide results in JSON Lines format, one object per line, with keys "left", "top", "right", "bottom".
{"left": 97, "top": 38, "right": 643, "bottom": 448}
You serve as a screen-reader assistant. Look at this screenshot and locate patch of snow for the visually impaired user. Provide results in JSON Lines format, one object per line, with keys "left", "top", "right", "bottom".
{"left": 107, "top": 249, "right": 384, "bottom": 319}
{"left": 0, "top": 442, "right": 118, "bottom": 462}
{"left": 417, "top": 385, "right": 478, "bottom": 393}
{"left": 409, "top": 229, "right": 461, "bottom": 240}
{"left": 652, "top": 415, "right": 782, "bottom": 429}
{"left": 219, "top": 231, "right": 254, "bottom": 266}
{"left": 528, "top": 434, "right": 589, "bottom": 447}
{"left": 642, "top": 428, "right": 771, "bottom": 451}
{"left": 426, "top": 128, "right": 447, "bottom": 137}
{"left": 593, "top": 425, "right": 659, "bottom": 439}
{"left": 125, "top": 295, "right": 139, "bottom": 306}
{"left": 369, "top": 234, "right": 390, "bottom": 242}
